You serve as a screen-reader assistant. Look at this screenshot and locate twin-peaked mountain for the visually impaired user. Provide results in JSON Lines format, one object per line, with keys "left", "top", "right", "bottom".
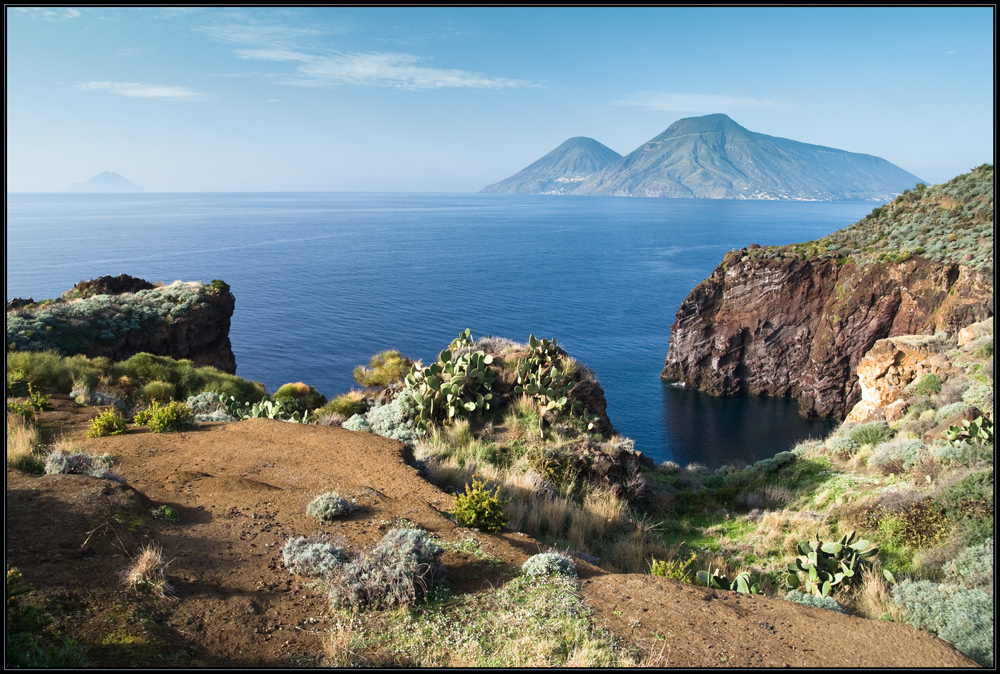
{"left": 482, "top": 114, "right": 923, "bottom": 201}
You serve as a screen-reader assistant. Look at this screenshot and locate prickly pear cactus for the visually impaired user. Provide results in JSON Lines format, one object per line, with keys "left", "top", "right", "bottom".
{"left": 785, "top": 531, "right": 878, "bottom": 597}
{"left": 404, "top": 330, "right": 496, "bottom": 428}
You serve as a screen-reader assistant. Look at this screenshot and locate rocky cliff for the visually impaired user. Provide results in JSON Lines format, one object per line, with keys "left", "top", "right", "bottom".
{"left": 662, "top": 165, "right": 994, "bottom": 418}
{"left": 6, "top": 276, "right": 237, "bottom": 373}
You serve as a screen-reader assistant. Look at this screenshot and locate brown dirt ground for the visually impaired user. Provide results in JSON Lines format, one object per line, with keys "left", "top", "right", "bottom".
{"left": 5, "top": 395, "right": 978, "bottom": 667}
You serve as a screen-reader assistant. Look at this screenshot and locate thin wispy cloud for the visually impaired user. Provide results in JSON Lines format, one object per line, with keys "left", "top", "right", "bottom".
{"left": 239, "top": 49, "right": 536, "bottom": 90}
{"left": 77, "top": 81, "right": 208, "bottom": 101}
{"left": 612, "top": 92, "right": 791, "bottom": 113}
{"left": 14, "top": 7, "right": 81, "bottom": 21}
{"left": 200, "top": 20, "right": 538, "bottom": 90}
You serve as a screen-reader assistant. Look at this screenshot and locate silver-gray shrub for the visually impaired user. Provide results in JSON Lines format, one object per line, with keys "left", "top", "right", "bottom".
{"left": 934, "top": 402, "right": 970, "bottom": 424}
{"left": 521, "top": 552, "right": 577, "bottom": 579}
{"left": 328, "top": 528, "right": 444, "bottom": 610}
{"left": 281, "top": 536, "right": 347, "bottom": 578}
{"left": 935, "top": 439, "right": 992, "bottom": 467}
{"left": 184, "top": 391, "right": 238, "bottom": 422}
{"left": 341, "top": 413, "right": 372, "bottom": 433}
{"left": 306, "top": 491, "right": 355, "bottom": 521}
{"left": 783, "top": 590, "right": 846, "bottom": 614}
{"left": 341, "top": 392, "right": 420, "bottom": 445}
{"left": 7, "top": 284, "right": 203, "bottom": 353}
{"left": 892, "top": 579, "right": 993, "bottom": 667}
{"left": 828, "top": 435, "right": 860, "bottom": 458}
{"left": 869, "top": 438, "right": 929, "bottom": 473}
{"left": 44, "top": 451, "right": 126, "bottom": 484}
{"left": 943, "top": 539, "right": 993, "bottom": 592}
{"left": 961, "top": 383, "right": 993, "bottom": 411}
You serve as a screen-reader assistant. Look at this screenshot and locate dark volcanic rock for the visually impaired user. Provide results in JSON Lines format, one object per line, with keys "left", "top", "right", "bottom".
{"left": 662, "top": 253, "right": 993, "bottom": 418}
{"left": 6, "top": 297, "right": 34, "bottom": 311}
{"left": 72, "top": 274, "right": 155, "bottom": 298}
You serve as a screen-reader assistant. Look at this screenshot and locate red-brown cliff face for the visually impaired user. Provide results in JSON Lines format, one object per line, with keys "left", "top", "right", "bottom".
{"left": 661, "top": 252, "right": 993, "bottom": 418}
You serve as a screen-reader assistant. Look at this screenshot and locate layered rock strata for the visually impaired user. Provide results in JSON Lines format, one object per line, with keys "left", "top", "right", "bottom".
{"left": 661, "top": 253, "right": 993, "bottom": 418}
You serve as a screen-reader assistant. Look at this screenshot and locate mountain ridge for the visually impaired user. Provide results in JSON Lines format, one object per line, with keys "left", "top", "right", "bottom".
{"left": 484, "top": 114, "right": 923, "bottom": 201}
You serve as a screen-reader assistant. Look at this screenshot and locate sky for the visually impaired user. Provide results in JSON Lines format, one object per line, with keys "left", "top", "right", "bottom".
{"left": 5, "top": 6, "right": 995, "bottom": 193}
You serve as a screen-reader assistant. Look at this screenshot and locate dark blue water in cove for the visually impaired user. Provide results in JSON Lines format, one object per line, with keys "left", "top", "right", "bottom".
{"left": 6, "top": 193, "right": 873, "bottom": 466}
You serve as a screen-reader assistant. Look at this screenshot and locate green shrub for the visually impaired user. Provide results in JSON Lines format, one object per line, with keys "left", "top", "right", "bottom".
{"left": 209, "top": 279, "right": 230, "bottom": 293}
{"left": 321, "top": 392, "right": 366, "bottom": 420}
{"left": 306, "top": 492, "right": 356, "bottom": 521}
{"left": 6, "top": 369, "right": 30, "bottom": 397}
{"left": 86, "top": 410, "right": 128, "bottom": 438}
{"left": 353, "top": 350, "right": 414, "bottom": 387}
{"left": 140, "top": 380, "right": 175, "bottom": 403}
{"left": 521, "top": 552, "right": 577, "bottom": 578}
{"left": 783, "top": 589, "right": 847, "bottom": 613}
{"left": 452, "top": 476, "right": 508, "bottom": 532}
{"left": 328, "top": 528, "right": 444, "bottom": 609}
{"left": 6, "top": 350, "right": 91, "bottom": 394}
{"left": 941, "top": 470, "right": 994, "bottom": 506}
{"left": 650, "top": 549, "right": 697, "bottom": 582}
{"left": 849, "top": 421, "right": 894, "bottom": 447}
{"left": 893, "top": 580, "right": 994, "bottom": 667}
{"left": 135, "top": 400, "right": 194, "bottom": 433}
{"left": 909, "top": 373, "right": 943, "bottom": 395}
{"left": 282, "top": 536, "right": 347, "bottom": 578}
{"left": 273, "top": 382, "right": 326, "bottom": 411}
{"left": 151, "top": 505, "right": 179, "bottom": 522}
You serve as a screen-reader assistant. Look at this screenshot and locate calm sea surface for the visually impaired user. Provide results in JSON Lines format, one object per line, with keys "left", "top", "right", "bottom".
{"left": 6, "top": 193, "right": 876, "bottom": 466}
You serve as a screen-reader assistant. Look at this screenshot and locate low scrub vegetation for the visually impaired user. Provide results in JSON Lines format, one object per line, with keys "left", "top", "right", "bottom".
{"left": 641, "top": 321, "right": 993, "bottom": 665}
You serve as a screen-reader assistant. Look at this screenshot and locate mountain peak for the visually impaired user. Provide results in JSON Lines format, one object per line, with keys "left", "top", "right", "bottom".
{"left": 62, "top": 171, "right": 144, "bottom": 193}
{"left": 652, "top": 113, "right": 748, "bottom": 142}
{"left": 480, "top": 137, "right": 622, "bottom": 194}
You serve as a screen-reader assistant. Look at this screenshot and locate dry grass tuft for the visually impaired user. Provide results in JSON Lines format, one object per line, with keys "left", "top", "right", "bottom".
{"left": 124, "top": 542, "right": 174, "bottom": 598}
{"left": 6, "top": 411, "right": 43, "bottom": 472}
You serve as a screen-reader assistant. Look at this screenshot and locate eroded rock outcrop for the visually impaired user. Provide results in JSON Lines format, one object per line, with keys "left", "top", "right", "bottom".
{"left": 843, "top": 334, "right": 949, "bottom": 423}
{"left": 662, "top": 254, "right": 992, "bottom": 418}
{"left": 6, "top": 278, "right": 237, "bottom": 373}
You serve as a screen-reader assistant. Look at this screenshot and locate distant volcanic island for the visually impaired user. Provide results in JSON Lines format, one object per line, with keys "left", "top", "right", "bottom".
{"left": 61, "top": 171, "right": 144, "bottom": 193}
{"left": 481, "top": 113, "right": 923, "bottom": 201}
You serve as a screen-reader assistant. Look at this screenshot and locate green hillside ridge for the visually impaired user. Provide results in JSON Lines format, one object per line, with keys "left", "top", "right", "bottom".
{"left": 775, "top": 163, "right": 993, "bottom": 270}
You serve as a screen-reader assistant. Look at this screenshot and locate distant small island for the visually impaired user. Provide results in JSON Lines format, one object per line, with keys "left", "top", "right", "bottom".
{"left": 61, "top": 171, "right": 144, "bottom": 193}
{"left": 482, "top": 113, "right": 924, "bottom": 201}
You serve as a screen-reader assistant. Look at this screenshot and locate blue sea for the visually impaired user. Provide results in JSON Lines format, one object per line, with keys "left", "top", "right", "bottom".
{"left": 6, "top": 193, "right": 876, "bottom": 466}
